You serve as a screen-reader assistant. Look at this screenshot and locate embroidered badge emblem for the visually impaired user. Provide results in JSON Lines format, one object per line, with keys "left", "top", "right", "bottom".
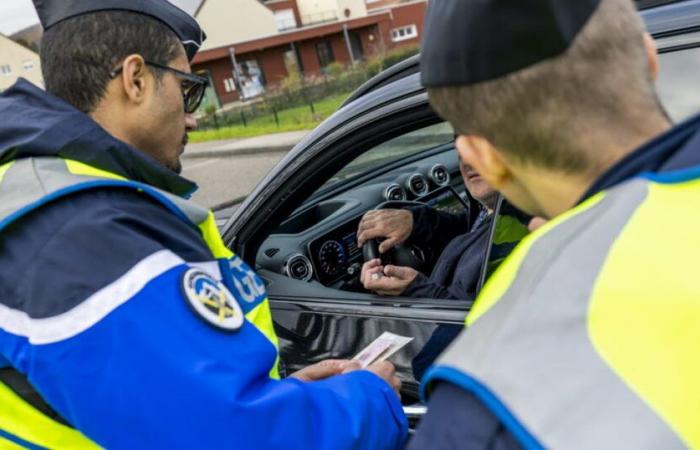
{"left": 182, "top": 268, "right": 244, "bottom": 331}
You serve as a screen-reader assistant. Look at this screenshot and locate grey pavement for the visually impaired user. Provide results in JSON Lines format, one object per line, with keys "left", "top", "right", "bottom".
{"left": 181, "top": 130, "right": 308, "bottom": 209}
{"left": 183, "top": 130, "right": 309, "bottom": 159}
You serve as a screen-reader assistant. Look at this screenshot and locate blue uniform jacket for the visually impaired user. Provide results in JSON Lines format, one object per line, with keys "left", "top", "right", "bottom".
{"left": 408, "top": 113, "right": 700, "bottom": 450}
{"left": 0, "top": 79, "right": 407, "bottom": 449}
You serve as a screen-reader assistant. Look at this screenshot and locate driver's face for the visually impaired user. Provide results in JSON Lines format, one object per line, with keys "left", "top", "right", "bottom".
{"left": 460, "top": 161, "right": 497, "bottom": 207}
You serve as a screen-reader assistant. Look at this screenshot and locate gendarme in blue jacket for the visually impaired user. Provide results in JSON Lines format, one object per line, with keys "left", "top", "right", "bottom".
{"left": 0, "top": 79, "right": 407, "bottom": 449}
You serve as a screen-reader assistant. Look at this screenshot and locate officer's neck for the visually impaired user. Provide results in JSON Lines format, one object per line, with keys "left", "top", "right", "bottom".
{"left": 89, "top": 101, "right": 143, "bottom": 155}
{"left": 514, "top": 171, "right": 595, "bottom": 219}
{"left": 515, "top": 118, "right": 671, "bottom": 219}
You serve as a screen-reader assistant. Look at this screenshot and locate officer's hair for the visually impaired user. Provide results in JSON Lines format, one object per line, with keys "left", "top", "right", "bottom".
{"left": 40, "top": 11, "right": 182, "bottom": 113}
{"left": 427, "top": 0, "right": 668, "bottom": 175}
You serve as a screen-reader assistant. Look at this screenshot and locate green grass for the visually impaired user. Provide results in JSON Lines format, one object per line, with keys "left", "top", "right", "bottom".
{"left": 189, "top": 92, "right": 350, "bottom": 143}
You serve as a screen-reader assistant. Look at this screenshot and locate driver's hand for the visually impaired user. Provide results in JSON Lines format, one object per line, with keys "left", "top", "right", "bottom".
{"left": 361, "top": 259, "right": 418, "bottom": 296}
{"left": 357, "top": 209, "right": 413, "bottom": 253}
{"left": 289, "top": 359, "right": 352, "bottom": 382}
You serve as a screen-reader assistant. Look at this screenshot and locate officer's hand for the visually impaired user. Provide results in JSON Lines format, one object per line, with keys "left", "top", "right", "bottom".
{"left": 365, "top": 361, "right": 402, "bottom": 398}
{"left": 290, "top": 359, "right": 352, "bottom": 381}
{"left": 357, "top": 209, "right": 413, "bottom": 253}
{"left": 361, "top": 261, "right": 418, "bottom": 296}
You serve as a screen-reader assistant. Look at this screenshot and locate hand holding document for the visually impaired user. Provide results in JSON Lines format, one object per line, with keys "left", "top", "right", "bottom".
{"left": 353, "top": 332, "right": 414, "bottom": 368}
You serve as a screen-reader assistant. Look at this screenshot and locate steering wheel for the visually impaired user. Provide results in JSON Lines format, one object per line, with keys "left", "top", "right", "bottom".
{"left": 360, "top": 201, "right": 428, "bottom": 272}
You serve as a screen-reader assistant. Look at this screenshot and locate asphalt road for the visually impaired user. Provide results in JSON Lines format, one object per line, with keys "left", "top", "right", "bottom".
{"left": 181, "top": 152, "right": 286, "bottom": 209}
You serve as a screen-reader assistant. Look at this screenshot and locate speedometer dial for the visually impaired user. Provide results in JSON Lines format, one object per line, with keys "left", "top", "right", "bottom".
{"left": 318, "top": 240, "right": 347, "bottom": 278}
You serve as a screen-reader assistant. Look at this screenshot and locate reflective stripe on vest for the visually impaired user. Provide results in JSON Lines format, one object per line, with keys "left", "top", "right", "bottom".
{"left": 0, "top": 157, "right": 280, "bottom": 447}
{"left": 0, "top": 381, "right": 99, "bottom": 449}
{"left": 424, "top": 177, "right": 700, "bottom": 449}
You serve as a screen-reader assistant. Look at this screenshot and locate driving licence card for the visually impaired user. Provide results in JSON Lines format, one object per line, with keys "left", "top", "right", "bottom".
{"left": 353, "top": 332, "right": 414, "bottom": 368}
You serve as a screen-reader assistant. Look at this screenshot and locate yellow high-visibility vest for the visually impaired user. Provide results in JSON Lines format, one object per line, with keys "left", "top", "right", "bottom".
{"left": 0, "top": 157, "right": 280, "bottom": 448}
{"left": 425, "top": 175, "right": 700, "bottom": 449}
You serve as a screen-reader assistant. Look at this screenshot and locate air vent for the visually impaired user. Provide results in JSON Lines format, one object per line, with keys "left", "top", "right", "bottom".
{"left": 383, "top": 183, "right": 407, "bottom": 202}
{"left": 283, "top": 254, "right": 313, "bottom": 281}
{"left": 264, "top": 248, "right": 280, "bottom": 258}
{"left": 430, "top": 164, "right": 451, "bottom": 187}
{"left": 406, "top": 173, "right": 429, "bottom": 197}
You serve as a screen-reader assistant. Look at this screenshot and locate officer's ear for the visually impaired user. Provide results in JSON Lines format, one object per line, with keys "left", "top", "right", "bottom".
{"left": 455, "top": 135, "right": 511, "bottom": 189}
{"left": 644, "top": 33, "right": 659, "bottom": 81}
{"left": 117, "top": 54, "right": 150, "bottom": 106}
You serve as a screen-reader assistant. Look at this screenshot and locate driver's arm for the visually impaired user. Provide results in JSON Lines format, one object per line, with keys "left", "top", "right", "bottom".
{"left": 408, "top": 205, "right": 470, "bottom": 247}
{"left": 357, "top": 207, "right": 469, "bottom": 254}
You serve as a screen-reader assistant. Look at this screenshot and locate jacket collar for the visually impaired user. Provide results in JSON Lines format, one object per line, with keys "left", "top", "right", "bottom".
{"left": 580, "top": 112, "right": 700, "bottom": 203}
{"left": 0, "top": 79, "right": 197, "bottom": 198}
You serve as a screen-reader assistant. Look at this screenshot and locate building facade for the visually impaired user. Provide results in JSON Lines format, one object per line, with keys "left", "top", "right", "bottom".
{"left": 0, "top": 34, "right": 43, "bottom": 92}
{"left": 191, "top": 0, "right": 426, "bottom": 107}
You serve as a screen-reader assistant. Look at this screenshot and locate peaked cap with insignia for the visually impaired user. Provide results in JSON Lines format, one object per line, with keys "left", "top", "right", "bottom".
{"left": 421, "top": 0, "right": 602, "bottom": 87}
{"left": 32, "top": 0, "right": 205, "bottom": 61}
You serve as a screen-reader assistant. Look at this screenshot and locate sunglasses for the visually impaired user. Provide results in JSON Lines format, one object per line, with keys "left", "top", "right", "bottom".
{"left": 109, "top": 60, "right": 209, "bottom": 114}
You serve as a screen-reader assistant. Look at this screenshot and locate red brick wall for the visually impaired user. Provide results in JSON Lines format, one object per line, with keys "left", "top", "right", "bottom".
{"left": 331, "top": 35, "right": 352, "bottom": 65}
{"left": 194, "top": 45, "right": 294, "bottom": 104}
{"left": 386, "top": 2, "right": 427, "bottom": 48}
{"left": 254, "top": 46, "right": 291, "bottom": 86}
{"left": 297, "top": 33, "right": 354, "bottom": 75}
{"left": 298, "top": 40, "right": 321, "bottom": 75}
{"left": 358, "top": 25, "right": 381, "bottom": 57}
{"left": 191, "top": 9, "right": 423, "bottom": 107}
{"left": 193, "top": 57, "right": 239, "bottom": 104}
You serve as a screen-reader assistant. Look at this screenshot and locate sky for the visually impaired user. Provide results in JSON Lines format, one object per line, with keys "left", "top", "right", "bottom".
{"left": 0, "top": 0, "right": 202, "bottom": 36}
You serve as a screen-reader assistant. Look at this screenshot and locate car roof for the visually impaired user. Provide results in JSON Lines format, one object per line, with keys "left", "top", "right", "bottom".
{"left": 342, "top": 54, "right": 421, "bottom": 107}
{"left": 343, "top": 0, "right": 698, "bottom": 105}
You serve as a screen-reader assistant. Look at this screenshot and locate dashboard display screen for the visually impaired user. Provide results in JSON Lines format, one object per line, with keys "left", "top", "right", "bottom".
{"left": 309, "top": 217, "right": 363, "bottom": 285}
{"left": 422, "top": 187, "right": 468, "bottom": 215}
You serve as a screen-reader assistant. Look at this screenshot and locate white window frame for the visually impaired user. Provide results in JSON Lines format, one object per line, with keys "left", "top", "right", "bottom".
{"left": 274, "top": 8, "right": 297, "bottom": 31}
{"left": 223, "top": 77, "right": 236, "bottom": 93}
{"left": 391, "top": 24, "right": 418, "bottom": 43}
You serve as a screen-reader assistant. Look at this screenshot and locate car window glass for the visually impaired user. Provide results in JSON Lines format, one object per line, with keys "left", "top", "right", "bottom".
{"left": 657, "top": 45, "right": 700, "bottom": 121}
{"left": 477, "top": 198, "right": 533, "bottom": 290}
{"left": 317, "top": 122, "right": 455, "bottom": 193}
{"left": 261, "top": 119, "right": 483, "bottom": 387}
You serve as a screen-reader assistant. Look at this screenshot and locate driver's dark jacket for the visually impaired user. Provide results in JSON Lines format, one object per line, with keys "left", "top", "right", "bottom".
{"left": 404, "top": 207, "right": 491, "bottom": 301}
{"left": 408, "top": 112, "right": 700, "bottom": 450}
{"left": 0, "top": 79, "right": 407, "bottom": 449}
{"left": 402, "top": 206, "right": 492, "bottom": 381}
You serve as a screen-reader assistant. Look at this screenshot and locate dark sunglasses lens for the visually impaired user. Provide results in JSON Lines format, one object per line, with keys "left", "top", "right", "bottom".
{"left": 185, "top": 83, "right": 206, "bottom": 113}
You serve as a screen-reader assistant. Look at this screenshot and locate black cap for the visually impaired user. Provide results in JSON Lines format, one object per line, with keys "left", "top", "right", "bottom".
{"left": 33, "top": 0, "right": 205, "bottom": 61}
{"left": 421, "top": 0, "right": 601, "bottom": 87}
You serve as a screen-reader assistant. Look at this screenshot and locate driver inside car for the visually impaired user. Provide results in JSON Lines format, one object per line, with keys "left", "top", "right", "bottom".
{"left": 358, "top": 161, "right": 497, "bottom": 300}
{"left": 357, "top": 161, "right": 498, "bottom": 380}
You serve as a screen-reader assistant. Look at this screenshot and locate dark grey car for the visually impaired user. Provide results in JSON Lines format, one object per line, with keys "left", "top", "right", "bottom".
{"left": 219, "top": 0, "right": 700, "bottom": 428}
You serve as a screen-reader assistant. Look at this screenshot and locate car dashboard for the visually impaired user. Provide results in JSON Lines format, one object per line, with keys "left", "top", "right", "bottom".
{"left": 256, "top": 149, "right": 470, "bottom": 290}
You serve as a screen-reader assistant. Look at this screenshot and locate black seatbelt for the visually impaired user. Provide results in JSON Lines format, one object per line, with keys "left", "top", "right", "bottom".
{"left": 0, "top": 367, "right": 70, "bottom": 426}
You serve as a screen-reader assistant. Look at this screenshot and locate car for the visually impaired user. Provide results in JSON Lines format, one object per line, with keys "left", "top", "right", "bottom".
{"left": 219, "top": 0, "right": 700, "bottom": 429}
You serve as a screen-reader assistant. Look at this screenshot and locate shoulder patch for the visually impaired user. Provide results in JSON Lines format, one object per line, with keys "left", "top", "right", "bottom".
{"left": 181, "top": 268, "right": 244, "bottom": 331}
